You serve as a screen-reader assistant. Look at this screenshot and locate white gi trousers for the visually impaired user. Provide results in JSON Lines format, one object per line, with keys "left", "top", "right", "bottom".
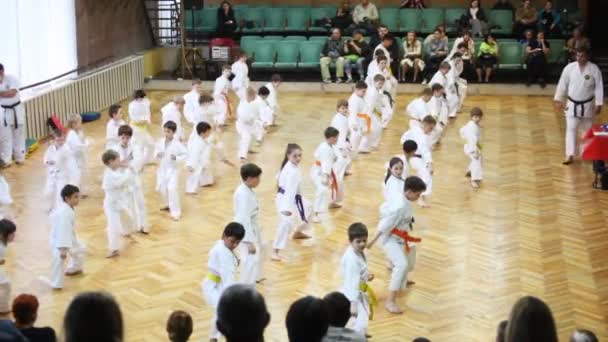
{"left": 273, "top": 198, "right": 312, "bottom": 250}
{"left": 565, "top": 116, "right": 593, "bottom": 157}
{"left": 0, "top": 104, "right": 26, "bottom": 164}
{"left": 51, "top": 242, "right": 86, "bottom": 289}
{"left": 382, "top": 238, "right": 417, "bottom": 291}
{"left": 239, "top": 234, "right": 263, "bottom": 284}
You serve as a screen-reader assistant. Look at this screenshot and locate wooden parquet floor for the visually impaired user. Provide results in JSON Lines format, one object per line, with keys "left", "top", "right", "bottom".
{"left": 2, "top": 90, "right": 608, "bottom": 341}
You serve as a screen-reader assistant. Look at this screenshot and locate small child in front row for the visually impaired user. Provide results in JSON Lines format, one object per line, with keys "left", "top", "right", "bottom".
{"left": 311, "top": 127, "right": 340, "bottom": 223}
{"left": 186, "top": 122, "right": 213, "bottom": 194}
{"left": 0, "top": 219, "right": 16, "bottom": 314}
{"left": 460, "top": 107, "right": 483, "bottom": 188}
{"left": 340, "top": 222, "right": 375, "bottom": 335}
{"left": 201, "top": 222, "right": 245, "bottom": 342}
{"left": 155, "top": 121, "right": 188, "bottom": 221}
{"left": 105, "top": 104, "right": 125, "bottom": 149}
{"left": 102, "top": 150, "right": 136, "bottom": 258}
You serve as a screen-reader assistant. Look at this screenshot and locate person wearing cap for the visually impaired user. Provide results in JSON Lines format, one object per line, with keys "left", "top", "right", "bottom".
{"left": 0, "top": 64, "right": 26, "bottom": 167}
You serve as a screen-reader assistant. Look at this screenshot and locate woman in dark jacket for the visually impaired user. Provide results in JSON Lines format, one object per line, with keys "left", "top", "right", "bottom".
{"left": 463, "top": 0, "right": 488, "bottom": 37}
{"left": 216, "top": 1, "right": 237, "bottom": 37}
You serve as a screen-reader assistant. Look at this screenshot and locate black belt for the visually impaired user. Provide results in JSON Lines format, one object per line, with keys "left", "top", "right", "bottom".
{"left": 1, "top": 101, "right": 21, "bottom": 128}
{"left": 568, "top": 96, "right": 594, "bottom": 118}
{"left": 277, "top": 187, "right": 307, "bottom": 222}
{"left": 277, "top": 187, "right": 285, "bottom": 194}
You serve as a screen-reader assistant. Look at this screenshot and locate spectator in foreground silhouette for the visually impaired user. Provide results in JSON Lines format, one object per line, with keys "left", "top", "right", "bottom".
{"left": 570, "top": 329, "right": 598, "bottom": 342}
{"left": 12, "top": 294, "right": 56, "bottom": 342}
{"left": 167, "top": 310, "right": 193, "bottom": 342}
{"left": 496, "top": 320, "right": 508, "bottom": 342}
{"left": 63, "top": 291, "right": 123, "bottom": 342}
{"left": 286, "top": 296, "right": 329, "bottom": 342}
{"left": 505, "top": 296, "right": 558, "bottom": 342}
{"left": 216, "top": 284, "right": 270, "bottom": 342}
{"left": 321, "top": 292, "right": 366, "bottom": 342}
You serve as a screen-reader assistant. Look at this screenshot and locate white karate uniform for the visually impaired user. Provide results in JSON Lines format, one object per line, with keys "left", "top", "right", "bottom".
{"left": 128, "top": 99, "right": 155, "bottom": 171}
{"left": 340, "top": 246, "right": 372, "bottom": 334}
{"left": 383, "top": 174, "right": 404, "bottom": 201}
{"left": 400, "top": 125, "right": 433, "bottom": 166}
{"left": 554, "top": 61, "right": 604, "bottom": 157}
{"left": 0, "top": 74, "right": 26, "bottom": 164}
{"left": 0, "top": 243, "right": 11, "bottom": 312}
{"left": 102, "top": 167, "right": 134, "bottom": 251}
{"left": 233, "top": 183, "right": 263, "bottom": 284}
{"left": 0, "top": 175, "right": 11, "bottom": 207}
{"left": 185, "top": 135, "right": 212, "bottom": 193}
{"left": 44, "top": 144, "right": 78, "bottom": 212}
{"left": 231, "top": 60, "right": 250, "bottom": 101}
{"left": 360, "top": 87, "right": 385, "bottom": 150}
{"left": 183, "top": 89, "right": 201, "bottom": 124}
{"left": 460, "top": 120, "right": 483, "bottom": 181}
{"left": 201, "top": 240, "right": 239, "bottom": 340}
{"left": 377, "top": 192, "right": 417, "bottom": 291}
{"left": 427, "top": 95, "right": 449, "bottom": 146}
{"left": 311, "top": 141, "right": 338, "bottom": 213}
{"left": 187, "top": 103, "right": 216, "bottom": 145}
{"left": 429, "top": 71, "right": 459, "bottom": 118}
{"left": 254, "top": 96, "right": 271, "bottom": 138}
{"left": 367, "top": 60, "right": 379, "bottom": 80}
{"left": 49, "top": 201, "right": 86, "bottom": 289}
{"left": 406, "top": 97, "right": 431, "bottom": 129}
{"left": 66, "top": 130, "right": 89, "bottom": 189}
{"left": 448, "top": 59, "right": 467, "bottom": 111}
{"left": 110, "top": 142, "right": 149, "bottom": 232}
{"left": 265, "top": 82, "right": 279, "bottom": 119}
{"left": 213, "top": 75, "right": 232, "bottom": 126}
{"left": 348, "top": 93, "right": 367, "bottom": 156}
{"left": 105, "top": 119, "right": 126, "bottom": 149}
{"left": 330, "top": 112, "right": 350, "bottom": 201}
{"left": 155, "top": 138, "right": 187, "bottom": 219}
{"left": 161, "top": 102, "right": 185, "bottom": 141}
{"left": 236, "top": 100, "right": 259, "bottom": 160}
{"left": 273, "top": 161, "right": 312, "bottom": 251}
{"left": 373, "top": 44, "right": 392, "bottom": 66}
{"left": 366, "top": 68, "right": 397, "bottom": 101}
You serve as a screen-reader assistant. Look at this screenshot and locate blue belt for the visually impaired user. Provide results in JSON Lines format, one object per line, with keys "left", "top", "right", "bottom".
{"left": 277, "top": 187, "right": 306, "bottom": 222}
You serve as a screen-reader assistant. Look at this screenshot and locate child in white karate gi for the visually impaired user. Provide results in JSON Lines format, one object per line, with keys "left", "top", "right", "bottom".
{"left": 367, "top": 176, "right": 426, "bottom": 314}
{"left": 348, "top": 81, "right": 368, "bottom": 156}
{"left": 201, "top": 222, "right": 245, "bottom": 341}
{"left": 129, "top": 89, "right": 155, "bottom": 171}
{"left": 183, "top": 79, "right": 202, "bottom": 124}
{"left": 360, "top": 74, "right": 387, "bottom": 151}
{"left": 161, "top": 97, "right": 186, "bottom": 142}
{"left": 341, "top": 222, "right": 375, "bottom": 335}
{"left": 155, "top": 121, "right": 188, "bottom": 221}
{"left": 330, "top": 100, "right": 351, "bottom": 199}
{"left": 236, "top": 88, "right": 260, "bottom": 162}
{"left": 102, "top": 150, "right": 135, "bottom": 258}
{"left": 429, "top": 61, "right": 459, "bottom": 118}
{"left": 188, "top": 94, "right": 216, "bottom": 146}
{"left": 66, "top": 114, "right": 90, "bottom": 193}
{"left": 256, "top": 86, "right": 273, "bottom": 131}
{"left": 460, "top": 107, "right": 483, "bottom": 188}
{"left": 0, "top": 219, "right": 16, "bottom": 313}
{"left": 105, "top": 104, "right": 125, "bottom": 149}
{"left": 383, "top": 157, "right": 405, "bottom": 201}
{"left": 271, "top": 144, "right": 312, "bottom": 261}
{"left": 400, "top": 140, "right": 433, "bottom": 207}
{"left": 406, "top": 88, "right": 432, "bottom": 129}
{"left": 45, "top": 184, "right": 86, "bottom": 290}
{"left": 0, "top": 169, "right": 12, "bottom": 219}
{"left": 366, "top": 56, "right": 397, "bottom": 128}
{"left": 264, "top": 74, "right": 282, "bottom": 126}
{"left": 311, "top": 127, "right": 340, "bottom": 223}
{"left": 233, "top": 163, "right": 263, "bottom": 284}
{"left": 213, "top": 66, "right": 232, "bottom": 126}
{"left": 231, "top": 51, "right": 250, "bottom": 101}
{"left": 111, "top": 125, "right": 149, "bottom": 234}
{"left": 44, "top": 130, "right": 77, "bottom": 212}
{"left": 427, "top": 83, "right": 449, "bottom": 146}
{"left": 448, "top": 51, "right": 468, "bottom": 112}
{"left": 186, "top": 122, "right": 213, "bottom": 194}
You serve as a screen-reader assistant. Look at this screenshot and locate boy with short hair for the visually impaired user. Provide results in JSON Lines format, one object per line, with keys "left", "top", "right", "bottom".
{"left": 264, "top": 74, "right": 282, "bottom": 126}
{"left": 105, "top": 104, "right": 125, "bottom": 149}
{"left": 398, "top": 140, "right": 433, "bottom": 208}
{"left": 231, "top": 51, "right": 250, "bottom": 101}
{"left": 367, "top": 176, "right": 427, "bottom": 314}
{"left": 331, "top": 99, "right": 352, "bottom": 186}
{"left": 233, "top": 163, "right": 263, "bottom": 284}
{"left": 128, "top": 89, "right": 155, "bottom": 170}
{"left": 428, "top": 83, "right": 449, "bottom": 146}
{"left": 236, "top": 88, "right": 260, "bottom": 162}
{"left": 155, "top": 121, "right": 188, "bottom": 221}
{"left": 401, "top": 115, "right": 435, "bottom": 176}
{"left": 161, "top": 96, "right": 186, "bottom": 142}
{"left": 187, "top": 93, "right": 216, "bottom": 146}
{"left": 183, "top": 79, "right": 202, "bottom": 124}
{"left": 322, "top": 292, "right": 367, "bottom": 342}
{"left": 311, "top": 127, "right": 340, "bottom": 223}
{"left": 348, "top": 81, "right": 368, "bottom": 156}
{"left": 186, "top": 121, "right": 213, "bottom": 194}
{"left": 44, "top": 130, "right": 77, "bottom": 212}
{"left": 429, "top": 61, "right": 459, "bottom": 118}
{"left": 406, "top": 88, "right": 432, "bottom": 129}
{"left": 361, "top": 74, "right": 386, "bottom": 151}
{"left": 255, "top": 86, "right": 272, "bottom": 141}
{"left": 213, "top": 65, "right": 232, "bottom": 126}
{"left": 201, "top": 222, "right": 245, "bottom": 342}
{"left": 460, "top": 107, "right": 483, "bottom": 188}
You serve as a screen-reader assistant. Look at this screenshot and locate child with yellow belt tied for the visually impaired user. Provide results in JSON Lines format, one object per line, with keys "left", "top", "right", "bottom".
{"left": 360, "top": 75, "right": 386, "bottom": 152}
{"left": 460, "top": 107, "right": 483, "bottom": 188}
{"left": 311, "top": 127, "right": 340, "bottom": 223}
{"left": 271, "top": 144, "right": 312, "bottom": 262}
{"left": 128, "top": 89, "right": 155, "bottom": 171}
{"left": 102, "top": 150, "right": 136, "bottom": 258}
{"left": 340, "top": 222, "right": 376, "bottom": 335}
{"left": 161, "top": 97, "right": 186, "bottom": 142}
{"left": 331, "top": 99, "right": 352, "bottom": 183}
{"left": 233, "top": 163, "right": 264, "bottom": 284}
{"left": 202, "top": 222, "right": 245, "bottom": 342}
{"left": 213, "top": 66, "right": 232, "bottom": 126}
{"left": 367, "top": 176, "right": 426, "bottom": 314}
{"left": 66, "top": 114, "right": 91, "bottom": 194}
{"left": 44, "top": 130, "right": 78, "bottom": 213}
{"left": 348, "top": 81, "right": 368, "bottom": 156}
{"left": 0, "top": 219, "right": 16, "bottom": 314}
{"left": 264, "top": 74, "right": 282, "bottom": 126}
{"left": 155, "top": 121, "right": 188, "bottom": 221}
{"left": 183, "top": 79, "right": 202, "bottom": 124}
{"left": 105, "top": 104, "right": 125, "bottom": 149}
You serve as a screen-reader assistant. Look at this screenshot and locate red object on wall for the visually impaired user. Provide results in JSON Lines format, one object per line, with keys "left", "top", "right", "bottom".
{"left": 210, "top": 38, "right": 234, "bottom": 48}
{"left": 582, "top": 124, "right": 608, "bottom": 161}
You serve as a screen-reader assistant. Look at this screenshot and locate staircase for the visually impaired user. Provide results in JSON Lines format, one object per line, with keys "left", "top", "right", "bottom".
{"left": 142, "top": 0, "right": 182, "bottom": 46}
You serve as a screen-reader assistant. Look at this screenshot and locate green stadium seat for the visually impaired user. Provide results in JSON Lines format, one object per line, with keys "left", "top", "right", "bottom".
{"left": 183, "top": 9, "right": 197, "bottom": 31}
{"left": 264, "top": 7, "right": 286, "bottom": 32}
{"left": 399, "top": 9, "right": 421, "bottom": 33}
{"left": 263, "top": 35, "right": 284, "bottom": 40}
{"left": 488, "top": 10, "right": 514, "bottom": 36}
{"left": 198, "top": 8, "right": 217, "bottom": 33}
{"left": 242, "top": 7, "right": 265, "bottom": 34}
{"left": 284, "top": 35, "right": 307, "bottom": 41}
{"left": 252, "top": 42, "right": 276, "bottom": 69}
{"left": 240, "top": 36, "right": 262, "bottom": 58}
{"left": 298, "top": 41, "right": 323, "bottom": 68}
{"left": 420, "top": 8, "right": 445, "bottom": 34}
{"left": 275, "top": 41, "right": 300, "bottom": 69}
{"left": 547, "top": 39, "right": 566, "bottom": 64}
{"left": 310, "top": 7, "right": 335, "bottom": 32}
{"left": 233, "top": 5, "right": 249, "bottom": 10}
{"left": 285, "top": 7, "right": 310, "bottom": 32}
{"left": 445, "top": 8, "right": 465, "bottom": 34}
{"left": 234, "top": 7, "right": 247, "bottom": 28}
{"left": 379, "top": 8, "right": 400, "bottom": 32}
{"left": 309, "top": 36, "right": 329, "bottom": 42}
{"left": 498, "top": 41, "right": 523, "bottom": 69}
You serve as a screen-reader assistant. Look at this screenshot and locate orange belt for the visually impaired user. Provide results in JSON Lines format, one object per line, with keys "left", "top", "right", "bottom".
{"left": 390, "top": 228, "right": 421, "bottom": 254}
{"left": 315, "top": 160, "right": 339, "bottom": 200}
{"left": 357, "top": 113, "right": 371, "bottom": 132}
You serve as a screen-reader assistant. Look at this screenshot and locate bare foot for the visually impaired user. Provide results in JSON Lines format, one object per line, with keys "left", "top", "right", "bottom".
{"left": 106, "top": 250, "right": 120, "bottom": 258}
{"left": 471, "top": 180, "right": 480, "bottom": 188}
{"left": 406, "top": 280, "right": 416, "bottom": 287}
{"left": 139, "top": 229, "right": 149, "bottom": 235}
{"left": 465, "top": 171, "right": 471, "bottom": 178}
{"left": 329, "top": 203, "right": 342, "bottom": 209}
{"left": 311, "top": 215, "right": 321, "bottom": 223}
{"left": 65, "top": 270, "right": 83, "bottom": 276}
{"left": 255, "top": 278, "right": 266, "bottom": 284}
{"left": 562, "top": 156, "right": 574, "bottom": 165}
{"left": 385, "top": 302, "right": 404, "bottom": 314}
{"left": 417, "top": 198, "right": 430, "bottom": 208}
{"left": 270, "top": 253, "right": 282, "bottom": 261}
{"left": 292, "top": 231, "right": 311, "bottom": 239}
{"left": 160, "top": 207, "right": 170, "bottom": 211}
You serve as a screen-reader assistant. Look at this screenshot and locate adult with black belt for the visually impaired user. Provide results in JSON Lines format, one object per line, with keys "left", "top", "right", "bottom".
{"left": 0, "top": 63, "right": 26, "bottom": 167}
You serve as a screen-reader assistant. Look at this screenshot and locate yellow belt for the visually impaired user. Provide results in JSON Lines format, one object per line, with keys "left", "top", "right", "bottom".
{"left": 131, "top": 121, "right": 149, "bottom": 128}
{"left": 359, "top": 283, "right": 377, "bottom": 319}
{"left": 207, "top": 273, "right": 221, "bottom": 283}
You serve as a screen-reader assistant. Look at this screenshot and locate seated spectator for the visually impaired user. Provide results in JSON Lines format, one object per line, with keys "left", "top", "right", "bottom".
{"left": 321, "top": 292, "right": 366, "bottom": 342}
{"left": 400, "top": 31, "right": 425, "bottom": 83}
{"left": 537, "top": 1, "right": 561, "bottom": 36}
{"left": 400, "top": 0, "right": 425, "bottom": 8}
{"left": 333, "top": 1, "right": 353, "bottom": 32}
{"left": 368, "top": 25, "right": 400, "bottom": 73}
{"left": 412, "top": 339, "right": 431, "bottom": 342}
{"left": 505, "top": 296, "right": 558, "bottom": 342}
{"left": 12, "top": 294, "right": 56, "bottom": 342}
{"left": 423, "top": 29, "right": 448, "bottom": 84}
{"left": 566, "top": 27, "right": 590, "bottom": 62}
{"left": 448, "top": 31, "right": 476, "bottom": 81}
{"left": 350, "top": 0, "right": 379, "bottom": 36}
{"left": 166, "top": 311, "right": 193, "bottom": 342}
{"left": 570, "top": 329, "right": 598, "bottom": 342}
{"left": 321, "top": 28, "right": 346, "bottom": 83}
{"left": 424, "top": 24, "right": 448, "bottom": 46}
{"left": 463, "top": 0, "right": 488, "bottom": 37}
{"left": 476, "top": 33, "right": 499, "bottom": 83}
{"left": 525, "top": 31, "right": 550, "bottom": 87}
{"left": 515, "top": 0, "right": 538, "bottom": 38}
{"left": 63, "top": 291, "right": 123, "bottom": 342}
{"left": 343, "top": 30, "right": 370, "bottom": 82}
{"left": 493, "top": 0, "right": 515, "bottom": 14}
{"left": 217, "top": 284, "right": 270, "bottom": 342}
{"left": 496, "top": 320, "right": 508, "bottom": 342}
{"left": 216, "top": 1, "right": 237, "bottom": 38}
{"left": 0, "top": 319, "right": 27, "bottom": 341}
{"left": 519, "top": 29, "right": 534, "bottom": 45}
{"left": 286, "top": 296, "right": 329, "bottom": 342}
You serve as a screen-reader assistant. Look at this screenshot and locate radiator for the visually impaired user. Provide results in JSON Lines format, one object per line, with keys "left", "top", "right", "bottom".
{"left": 22, "top": 56, "right": 145, "bottom": 141}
